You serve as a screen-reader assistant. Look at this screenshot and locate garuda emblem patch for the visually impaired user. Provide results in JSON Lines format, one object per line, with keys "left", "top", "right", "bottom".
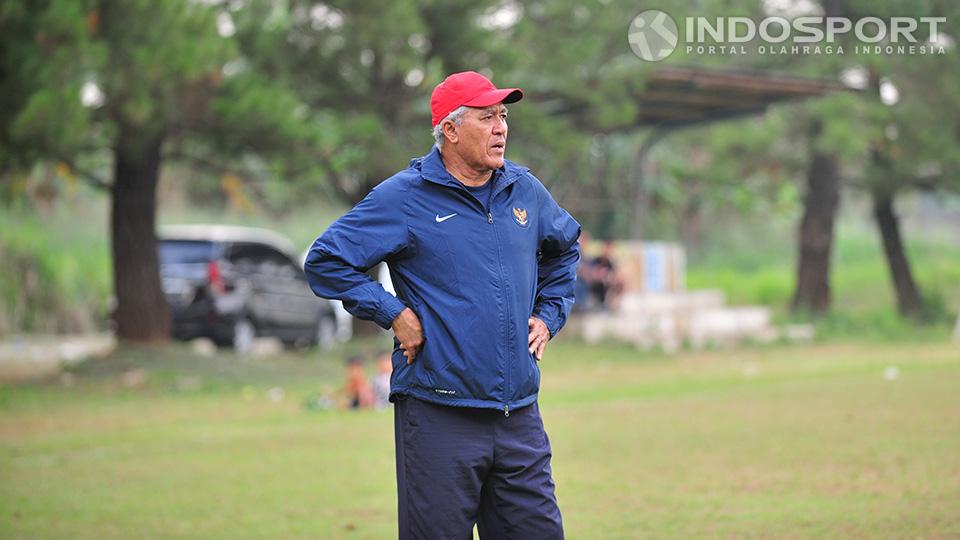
{"left": 512, "top": 207, "right": 529, "bottom": 227}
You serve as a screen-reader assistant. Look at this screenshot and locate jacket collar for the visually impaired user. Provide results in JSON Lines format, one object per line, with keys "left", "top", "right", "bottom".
{"left": 412, "top": 146, "right": 528, "bottom": 196}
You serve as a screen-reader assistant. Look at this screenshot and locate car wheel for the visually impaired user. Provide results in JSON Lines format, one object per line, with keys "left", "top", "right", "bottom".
{"left": 315, "top": 313, "right": 337, "bottom": 350}
{"left": 232, "top": 317, "right": 256, "bottom": 354}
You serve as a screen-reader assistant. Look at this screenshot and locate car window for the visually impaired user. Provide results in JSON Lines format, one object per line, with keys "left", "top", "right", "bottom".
{"left": 158, "top": 241, "right": 215, "bottom": 264}
{"left": 228, "top": 243, "right": 267, "bottom": 263}
{"left": 228, "top": 243, "right": 301, "bottom": 277}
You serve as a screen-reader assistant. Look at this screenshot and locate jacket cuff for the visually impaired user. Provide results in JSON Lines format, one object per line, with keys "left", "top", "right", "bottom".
{"left": 374, "top": 293, "right": 407, "bottom": 330}
{"left": 532, "top": 305, "right": 560, "bottom": 338}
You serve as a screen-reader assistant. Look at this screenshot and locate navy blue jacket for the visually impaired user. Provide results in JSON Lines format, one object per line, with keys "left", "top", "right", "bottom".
{"left": 304, "top": 147, "right": 581, "bottom": 412}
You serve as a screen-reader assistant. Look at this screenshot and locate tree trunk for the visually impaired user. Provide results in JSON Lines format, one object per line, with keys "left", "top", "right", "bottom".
{"left": 792, "top": 120, "right": 840, "bottom": 314}
{"left": 679, "top": 195, "right": 703, "bottom": 255}
{"left": 872, "top": 191, "right": 924, "bottom": 317}
{"left": 111, "top": 130, "right": 171, "bottom": 342}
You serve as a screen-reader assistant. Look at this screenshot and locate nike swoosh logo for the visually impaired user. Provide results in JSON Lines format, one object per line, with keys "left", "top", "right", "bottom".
{"left": 435, "top": 213, "right": 457, "bottom": 223}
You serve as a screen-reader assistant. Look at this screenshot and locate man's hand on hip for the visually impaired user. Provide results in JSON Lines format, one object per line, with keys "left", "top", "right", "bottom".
{"left": 528, "top": 317, "right": 550, "bottom": 361}
{"left": 392, "top": 308, "right": 424, "bottom": 364}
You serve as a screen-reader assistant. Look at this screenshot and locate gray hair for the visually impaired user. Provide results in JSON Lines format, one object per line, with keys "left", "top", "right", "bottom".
{"left": 432, "top": 106, "right": 468, "bottom": 149}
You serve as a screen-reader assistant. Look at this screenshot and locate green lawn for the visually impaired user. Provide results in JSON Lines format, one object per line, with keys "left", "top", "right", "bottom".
{"left": 1, "top": 339, "right": 959, "bottom": 539}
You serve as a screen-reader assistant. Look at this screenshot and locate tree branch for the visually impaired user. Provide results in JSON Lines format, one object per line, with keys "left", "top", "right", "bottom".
{"left": 167, "top": 146, "right": 362, "bottom": 204}
{"left": 59, "top": 157, "right": 112, "bottom": 191}
{"left": 164, "top": 149, "right": 232, "bottom": 177}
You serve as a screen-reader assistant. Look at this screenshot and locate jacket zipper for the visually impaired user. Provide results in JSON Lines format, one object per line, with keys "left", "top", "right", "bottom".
{"left": 446, "top": 175, "right": 515, "bottom": 413}
{"left": 487, "top": 198, "right": 513, "bottom": 414}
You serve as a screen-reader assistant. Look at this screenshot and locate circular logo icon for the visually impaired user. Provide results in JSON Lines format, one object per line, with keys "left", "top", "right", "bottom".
{"left": 628, "top": 10, "right": 679, "bottom": 62}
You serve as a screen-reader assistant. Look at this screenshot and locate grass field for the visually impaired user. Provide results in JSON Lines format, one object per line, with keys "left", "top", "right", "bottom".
{"left": 1, "top": 339, "right": 958, "bottom": 539}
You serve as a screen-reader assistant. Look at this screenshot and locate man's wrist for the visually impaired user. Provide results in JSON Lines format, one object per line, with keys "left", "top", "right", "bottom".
{"left": 375, "top": 294, "right": 407, "bottom": 330}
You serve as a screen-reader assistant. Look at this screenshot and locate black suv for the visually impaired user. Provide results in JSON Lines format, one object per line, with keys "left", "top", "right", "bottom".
{"left": 158, "top": 225, "right": 343, "bottom": 352}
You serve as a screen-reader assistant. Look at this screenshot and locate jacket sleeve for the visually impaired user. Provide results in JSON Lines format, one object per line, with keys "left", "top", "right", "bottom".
{"left": 303, "top": 185, "right": 410, "bottom": 329}
{"left": 532, "top": 180, "right": 581, "bottom": 338}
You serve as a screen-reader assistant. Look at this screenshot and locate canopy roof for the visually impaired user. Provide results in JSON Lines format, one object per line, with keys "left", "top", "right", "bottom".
{"left": 634, "top": 66, "right": 850, "bottom": 128}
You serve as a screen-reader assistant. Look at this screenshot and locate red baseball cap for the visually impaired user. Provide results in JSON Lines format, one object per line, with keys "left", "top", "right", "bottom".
{"left": 430, "top": 71, "right": 523, "bottom": 127}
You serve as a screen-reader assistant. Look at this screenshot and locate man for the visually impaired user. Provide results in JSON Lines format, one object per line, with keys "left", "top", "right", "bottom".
{"left": 588, "top": 240, "right": 624, "bottom": 310}
{"left": 304, "top": 71, "right": 580, "bottom": 539}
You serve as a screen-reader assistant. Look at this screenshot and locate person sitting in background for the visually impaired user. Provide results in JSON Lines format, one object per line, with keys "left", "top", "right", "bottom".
{"left": 344, "top": 355, "right": 375, "bottom": 409}
{"left": 371, "top": 351, "right": 392, "bottom": 409}
{"left": 588, "top": 240, "right": 624, "bottom": 310}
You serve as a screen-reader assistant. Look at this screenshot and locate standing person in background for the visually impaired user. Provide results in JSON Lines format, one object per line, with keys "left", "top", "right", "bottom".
{"left": 371, "top": 351, "right": 392, "bottom": 409}
{"left": 305, "top": 70, "right": 580, "bottom": 539}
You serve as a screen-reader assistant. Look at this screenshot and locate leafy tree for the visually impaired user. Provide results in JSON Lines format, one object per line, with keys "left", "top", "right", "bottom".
{"left": 0, "top": 0, "right": 308, "bottom": 342}
{"left": 536, "top": 0, "right": 953, "bottom": 323}
{"left": 837, "top": 0, "right": 959, "bottom": 318}
{"left": 228, "top": 0, "right": 503, "bottom": 204}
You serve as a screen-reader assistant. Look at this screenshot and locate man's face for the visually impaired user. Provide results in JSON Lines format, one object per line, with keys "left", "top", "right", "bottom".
{"left": 449, "top": 103, "right": 509, "bottom": 171}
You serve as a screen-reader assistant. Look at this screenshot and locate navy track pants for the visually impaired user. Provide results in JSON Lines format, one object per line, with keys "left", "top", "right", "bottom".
{"left": 394, "top": 396, "right": 564, "bottom": 540}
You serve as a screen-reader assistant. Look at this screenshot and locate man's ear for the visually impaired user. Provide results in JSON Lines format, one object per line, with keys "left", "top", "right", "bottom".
{"left": 442, "top": 121, "right": 459, "bottom": 145}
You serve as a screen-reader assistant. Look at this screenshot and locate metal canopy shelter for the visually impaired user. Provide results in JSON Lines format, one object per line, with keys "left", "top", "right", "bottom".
{"left": 634, "top": 66, "right": 849, "bottom": 129}
{"left": 621, "top": 66, "right": 850, "bottom": 238}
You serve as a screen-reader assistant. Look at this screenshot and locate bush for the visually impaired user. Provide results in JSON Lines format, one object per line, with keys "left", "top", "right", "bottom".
{"left": 0, "top": 205, "right": 111, "bottom": 335}
{"left": 687, "top": 220, "right": 960, "bottom": 341}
